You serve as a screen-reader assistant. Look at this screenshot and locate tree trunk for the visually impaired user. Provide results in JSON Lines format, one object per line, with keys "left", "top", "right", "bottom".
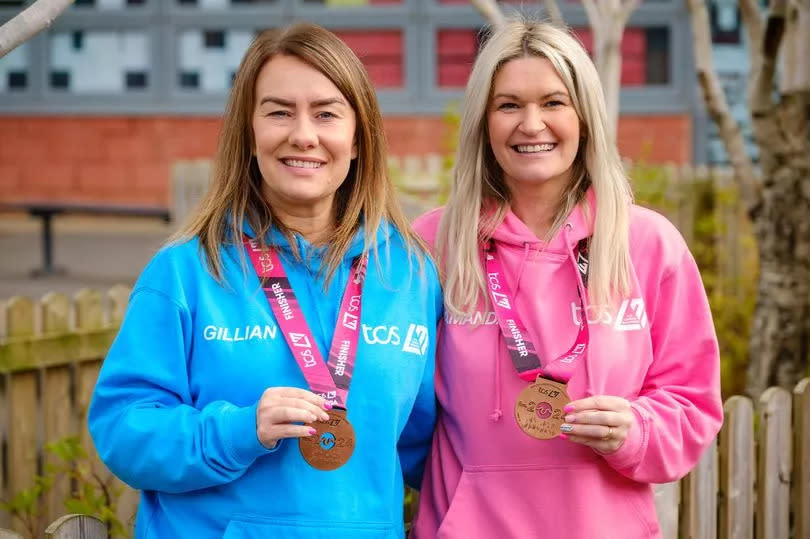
{"left": 747, "top": 155, "right": 810, "bottom": 396}
{"left": 744, "top": 1, "right": 810, "bottom": 396}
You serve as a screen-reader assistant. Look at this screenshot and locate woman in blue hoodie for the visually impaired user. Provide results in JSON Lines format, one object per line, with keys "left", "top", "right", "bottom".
{"left": 88, "top": 23, "right": 441, "bottom": 539}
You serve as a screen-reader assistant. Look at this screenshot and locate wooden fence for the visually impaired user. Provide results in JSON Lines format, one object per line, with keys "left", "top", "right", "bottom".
{"left": 1, "top": 287, "right": 808, "bottom": 538}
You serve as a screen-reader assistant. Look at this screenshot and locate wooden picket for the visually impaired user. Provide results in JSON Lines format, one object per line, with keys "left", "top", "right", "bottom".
{"left": 719, "top": 396, "right": 755, "bottom": 539}
{"left": 0, "top": 289, "right": 135, "bottom": 537}
{"left": 0, "top": 287, "right": 809, "bottom": 538}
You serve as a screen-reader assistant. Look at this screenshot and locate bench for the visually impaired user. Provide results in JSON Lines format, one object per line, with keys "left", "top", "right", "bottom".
{"left": 0, "top": 201, "right": 171, "bottom": 277}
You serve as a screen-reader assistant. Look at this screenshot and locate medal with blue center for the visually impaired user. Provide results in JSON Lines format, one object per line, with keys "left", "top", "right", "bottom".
{"left": 299, "top": 408, "right": 355, "bottom": 470}
{"left": 245, "top": 237, "right": 365, "bottom": 470}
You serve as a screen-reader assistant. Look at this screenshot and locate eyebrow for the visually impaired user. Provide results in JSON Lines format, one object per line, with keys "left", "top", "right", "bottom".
{"left": 491, "top": 91, "right": 569, "bottom": 100}
{"left": 258, "top": 96, "right": 348, "bottom": 107}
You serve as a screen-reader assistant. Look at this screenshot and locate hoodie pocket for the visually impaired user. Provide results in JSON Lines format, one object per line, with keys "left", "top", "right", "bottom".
{"left": 223, "top": 515, "right": 396, "bottom": 539}
{"left": 435, "top": 464, "right": 660, "bottom": 539}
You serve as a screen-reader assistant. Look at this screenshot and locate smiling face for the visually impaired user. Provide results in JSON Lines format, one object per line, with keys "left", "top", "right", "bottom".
{"left": 252, "top": 54, "right": 357, "bottom": 216}
{"left": 487, "top": 56, "right": 581, "bottom": 201}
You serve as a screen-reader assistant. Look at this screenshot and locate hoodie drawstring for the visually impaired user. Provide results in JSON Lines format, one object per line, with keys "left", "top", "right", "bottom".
{"left": 489, "top": 241, "right": 532, "bottom": 422}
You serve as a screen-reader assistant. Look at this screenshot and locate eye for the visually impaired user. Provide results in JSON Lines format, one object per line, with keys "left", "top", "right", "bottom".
{"left": 545, "top": 100, "right": 565, "bottom": 108}
{"left": 316, "top": 111, "right": 338, "bottom": 120}
{"left": 497, "top": 102, "right": 519, "bottom": 111}
{"left": 266, "top": 110, "right": 291, "bottom": 118}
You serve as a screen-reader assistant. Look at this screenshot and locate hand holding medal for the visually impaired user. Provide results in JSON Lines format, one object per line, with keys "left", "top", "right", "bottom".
{"left": 245, "top": 239, "right": 365, "bottom": 470}
{"left": 558, "top": 395, "right": 633, "bottom": 453}
{"left": 255, "top": 386, "right": 331, "bottom": 450}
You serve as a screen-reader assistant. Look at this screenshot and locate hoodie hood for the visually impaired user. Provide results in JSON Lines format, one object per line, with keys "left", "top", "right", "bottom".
{"left": 489, "top": 188, "right": 595, "bottom": 253}
{"left": 240, "top": 218, "right": 392, "bottom": 273}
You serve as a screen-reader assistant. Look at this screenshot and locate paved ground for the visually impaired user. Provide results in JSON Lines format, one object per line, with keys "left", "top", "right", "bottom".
{"left": 0, "top": 195, "right": 434, "bottom": 321}
{"left": 0, "top": 213, "right": 171, "bottom": 302}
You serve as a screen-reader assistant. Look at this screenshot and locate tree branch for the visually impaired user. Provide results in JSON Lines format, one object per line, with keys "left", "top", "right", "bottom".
{"left": 544, "top": 0, "right": 565, "bottom": 27}
{"left": 0, "top": 0, "right": 75, "bottom": 59}
{"left": 687, "top": 0, "right": 761, "bottom": 214}
{"left": 739, "top": 0, "right": 763, "bottom": 49}
{"left": 469, "top": 0, "right": 505, "bottom": 28}
{"left": 750, "top": 0, "right": 786, "bottom": 116}
{"left": 619, "top": 0, "right": 642, "bottom": 26}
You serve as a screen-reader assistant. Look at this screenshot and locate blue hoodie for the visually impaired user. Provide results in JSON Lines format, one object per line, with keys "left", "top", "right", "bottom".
{"left": 88, "top": 222, "right": 441, "bottom": 538}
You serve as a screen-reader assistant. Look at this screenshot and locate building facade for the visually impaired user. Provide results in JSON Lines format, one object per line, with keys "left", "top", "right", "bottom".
{"left": 0, "top": 0, "right": 703, "bottom": 206}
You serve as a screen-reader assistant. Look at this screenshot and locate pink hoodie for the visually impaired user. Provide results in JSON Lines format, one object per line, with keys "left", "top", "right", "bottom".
{"left": 411, "top": 197, "right": 722, "bottom": 539}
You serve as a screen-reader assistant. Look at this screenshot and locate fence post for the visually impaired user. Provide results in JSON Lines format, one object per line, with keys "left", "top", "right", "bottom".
{"left": 719, "top": 395, "right": 754, "bottom": 539}
{"left": 757, "top": 387, "right": 793, "bottom": 539}
{"left": 171, "top": 160, "right": 211, "bottom": 229}
{"left": 40, "top": 292, "right": 74, "bottom": 526}
{"left": 794, "top": 378, "right": 810, "bottom": 539}
{"left": 654, "top": 482, "right": 679, "bottom": 539}
{"left": 4, "top": 297, "right": 39, "bottom": 535}
{"left": 681, "top": 436, "right": 718, "bottom": 538}
{"left": 44, "top": 514, "right": 106, "bottom": 539}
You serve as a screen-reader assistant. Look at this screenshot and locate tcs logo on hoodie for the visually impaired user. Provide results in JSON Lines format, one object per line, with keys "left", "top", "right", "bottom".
{"left": 444, "top": 297, "right": 648, "bottom": 332}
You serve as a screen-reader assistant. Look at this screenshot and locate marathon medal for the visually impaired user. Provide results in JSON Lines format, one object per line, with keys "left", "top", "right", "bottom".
{"left": 485, "top": 239, "right": 590, "bottom": 440}
{"left": 515, "top": 376, "right": 570, "bottom": 440}
{"left": 298, "top": 408, "right": 356, "bottom": 471}
{"left": 245, "top": 237, "right": 366, "bottom": 470}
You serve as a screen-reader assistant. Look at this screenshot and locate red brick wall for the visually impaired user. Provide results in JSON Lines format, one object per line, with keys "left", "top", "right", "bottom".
{"left": 0, "top": 114, "right": 690, "bottom": 206}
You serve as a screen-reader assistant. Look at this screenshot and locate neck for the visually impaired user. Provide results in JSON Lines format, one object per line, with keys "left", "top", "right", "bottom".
{"left": 507, "top": 181, "right": 564, "bottom": 240}
{"left": 270, "top": 199, "right": 336, "bottom": 245}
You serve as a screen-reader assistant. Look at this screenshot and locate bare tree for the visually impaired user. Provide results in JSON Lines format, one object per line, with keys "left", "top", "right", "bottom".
{"left": 468, "top": 0, "right": 640, "bottom": 140}
{"left": 0, "top": 0, "right": 74, "bottom": 59}
{"left": 580, "top": 0, "right": 641, "bottom": 139}
{"left": 688, "top": 0, "right": 810, "bottom": 397}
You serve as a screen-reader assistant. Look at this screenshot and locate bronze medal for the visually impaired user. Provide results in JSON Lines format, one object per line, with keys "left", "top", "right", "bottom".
{"left": 299, "top": 408, "right": 355, "bottom": 470}
{"left": 514, "top": 376, "right": 570, "bottom": 440}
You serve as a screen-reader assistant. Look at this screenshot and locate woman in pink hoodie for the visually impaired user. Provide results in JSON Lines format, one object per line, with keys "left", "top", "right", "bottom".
{"left": 411, "top": 17, "right": 723, "bottom": 539}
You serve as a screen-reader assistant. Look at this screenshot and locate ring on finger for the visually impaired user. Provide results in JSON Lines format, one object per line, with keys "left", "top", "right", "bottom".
{"left": 602, "top": 426, "right": 613, "bottom": 441}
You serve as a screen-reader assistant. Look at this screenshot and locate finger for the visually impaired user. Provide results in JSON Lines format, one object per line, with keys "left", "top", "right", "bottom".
{"left": 560, "top": 423, "right": 614, "bottom": 440}
{"left": 262, "top": 387, "right": 330, "bottom": 409}
{"left": 260, "top": 405, "right": 324, "bottom": 426}
{"left": 565, "top": 395, "right": 629, "bottom": 413}
{"left": 563, "top": 410, "right": 617, "bottom": 427}
{"left": 258, "top": 424, "right": 317, "bottom": 447}
{"left": 271, "top": 396, "right": 331, "bottom": 421}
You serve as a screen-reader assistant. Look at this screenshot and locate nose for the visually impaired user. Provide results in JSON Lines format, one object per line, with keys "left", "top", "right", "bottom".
{"left": 288, "top": 115, "right": 318, "bottom": 150}
{"left": 519, "top": 105, "right": 546, "bottom": 135}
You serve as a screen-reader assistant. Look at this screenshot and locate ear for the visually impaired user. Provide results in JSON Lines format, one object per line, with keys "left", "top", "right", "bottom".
{"left": 351, "top": 140, "right": 358, "bottom": 160}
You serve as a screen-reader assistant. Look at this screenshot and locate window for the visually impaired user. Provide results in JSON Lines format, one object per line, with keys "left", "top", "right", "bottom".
{"left": 125, "top": 71, "right": 148, "bottom": 89}
{"left": 710, "top": 0, "right": 741, "bottom": 44}
{"left": 179, "top": 71, "right": 200, "bottom": 89}
{"left": 572, "top": 26, "right": 670, "bottom": 86}
{"left": 178, "top": 29, "right": 254, "bottom": 92}
{"left": 436, "top": 29, "right": 481, "bottom": 88}
{"left": 8, "top": 72, "right": 27, "bottom": 90}
{"left": 0, "top": 43, "right": 29, "bottom": 93}
{"left": 49, "top": 30, "right": 151, "bottom": 93}
{"left": 50, "top": 71, "right": 70, "bottom": 89}
{"left": 335, "top": 30, "right": 403, "bottom": 88}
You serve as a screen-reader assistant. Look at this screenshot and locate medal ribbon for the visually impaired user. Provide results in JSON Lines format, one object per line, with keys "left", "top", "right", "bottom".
{"left": 484, "top": 239, "right": 590, "bottom": 383}
{"left": 245, "top": 237, "right": 366, "bottom": 409}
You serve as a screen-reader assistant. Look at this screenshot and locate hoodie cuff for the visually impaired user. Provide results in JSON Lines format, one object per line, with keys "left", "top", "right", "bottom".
{"left": 598, "top": 403, "right": 648, "bottom": 471}
{"left": 223, "top": 402, "right": 280, "bottom": 467}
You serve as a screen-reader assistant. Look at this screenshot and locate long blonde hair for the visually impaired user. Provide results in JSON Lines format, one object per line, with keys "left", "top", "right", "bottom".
{"left": 438, "top": 17, "right": 632, "bottom": 315}
{"left": 173, "top": 23, "right": 421, "bottom": 285}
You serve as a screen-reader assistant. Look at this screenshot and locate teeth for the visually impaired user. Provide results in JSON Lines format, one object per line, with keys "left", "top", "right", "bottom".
{"left": 283, "top": 159, "right": 323, "bottom": 168}
{"left": 516, "top": 144, "right": 555, "bottom": 153}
